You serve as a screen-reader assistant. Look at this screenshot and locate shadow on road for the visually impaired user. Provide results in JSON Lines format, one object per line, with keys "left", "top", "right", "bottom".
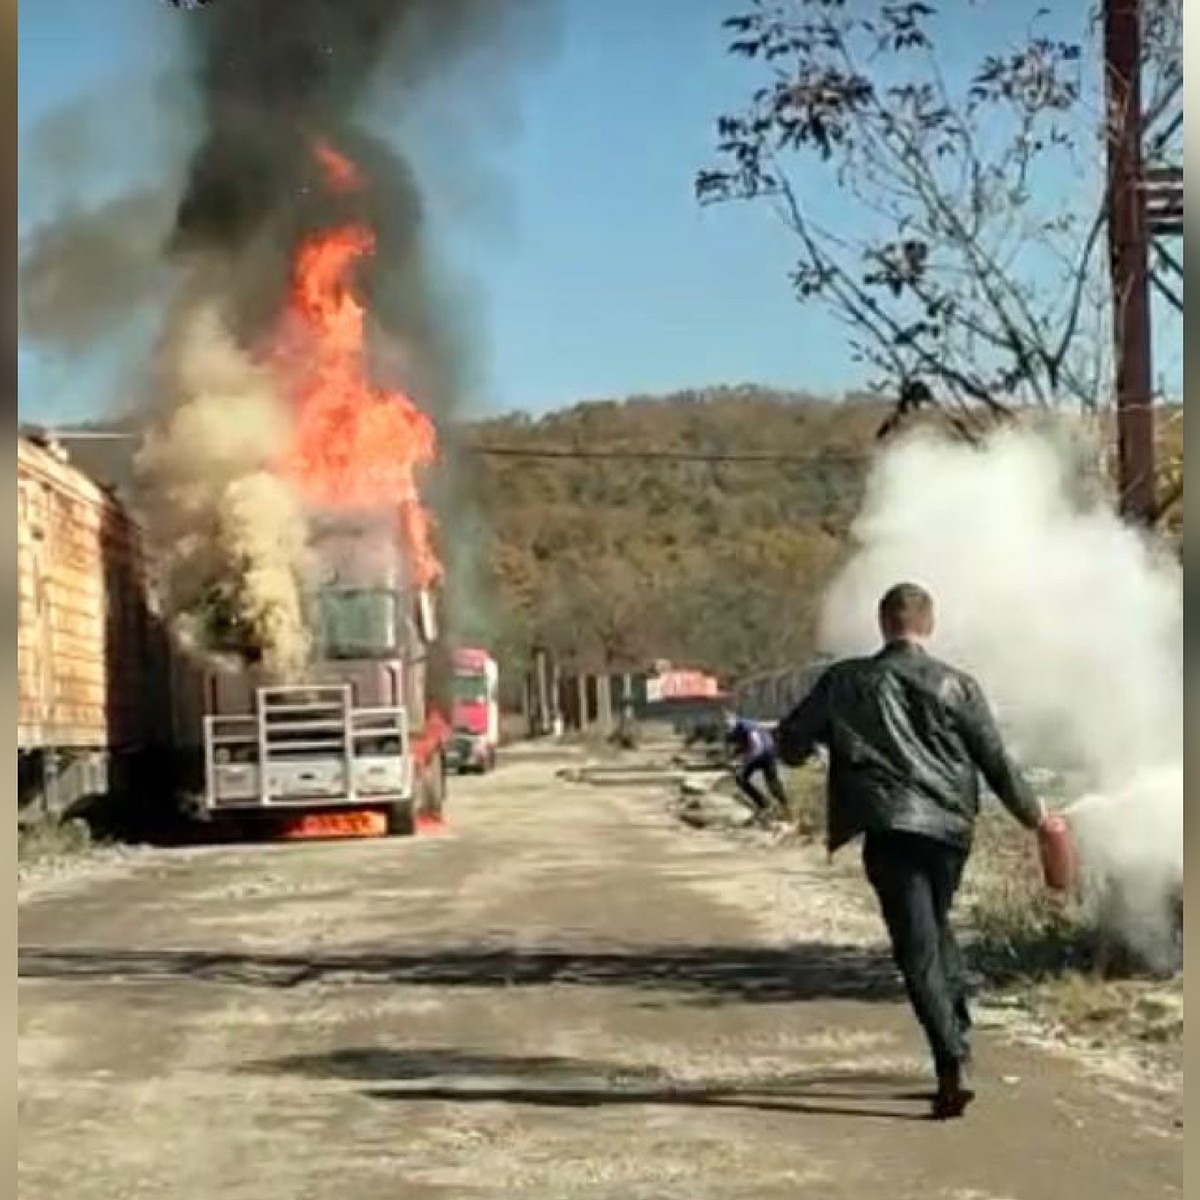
{"left": 18, "top": 941, "right": 901, "bottom": 1004}
{"left": 245, "top": 1045, "right": 932, "bottom": 1123}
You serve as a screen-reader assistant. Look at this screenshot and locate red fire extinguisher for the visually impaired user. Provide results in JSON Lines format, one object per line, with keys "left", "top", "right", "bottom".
{"left": 1037, "top": 814, "right": 1075, "bottom": 893}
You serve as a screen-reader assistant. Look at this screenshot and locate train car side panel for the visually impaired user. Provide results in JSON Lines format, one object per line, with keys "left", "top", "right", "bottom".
{"left": 17, "top": 437, "right": 164, "bottom": 819}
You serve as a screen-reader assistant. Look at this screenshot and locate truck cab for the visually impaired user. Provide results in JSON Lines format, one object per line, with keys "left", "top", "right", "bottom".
{"left": 448, "top": 647, "right": 499, "bottom": 774}
{"left": 199, "top": 519, "right": 448, "bottom": 835}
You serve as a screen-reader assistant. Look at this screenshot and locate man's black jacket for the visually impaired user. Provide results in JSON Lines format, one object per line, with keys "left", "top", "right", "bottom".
{"left": 775, "top": 641, "right": 1041, "bottom": 853}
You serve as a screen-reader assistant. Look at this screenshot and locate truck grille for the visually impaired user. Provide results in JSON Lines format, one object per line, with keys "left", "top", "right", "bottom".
{"left": 203, "top": 684, "right": 411, "bottom": 809}
{"left": 261, "top": 687, "right": 350, "bottom": 759}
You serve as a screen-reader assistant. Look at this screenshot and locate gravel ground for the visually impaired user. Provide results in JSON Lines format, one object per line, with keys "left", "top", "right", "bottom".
{"left": 18, "top": 841, "right": 163, "bottom": 901}
{"left": 18, "top": 746, "right": 1181, "bottom": 1199}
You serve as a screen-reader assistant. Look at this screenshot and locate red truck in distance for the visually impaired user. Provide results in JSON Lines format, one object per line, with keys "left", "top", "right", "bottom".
{"left": 449, "top": 648, "right": 499, "bottom": 774}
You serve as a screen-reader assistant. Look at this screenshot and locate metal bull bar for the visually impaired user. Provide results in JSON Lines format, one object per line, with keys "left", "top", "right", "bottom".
{"left": 202, "top": 684, "right": 412, "bottom": 811}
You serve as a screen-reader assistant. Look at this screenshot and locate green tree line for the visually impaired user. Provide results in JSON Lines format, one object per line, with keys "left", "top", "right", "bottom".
{"left": 445, "top": 385, "right": 887, "bottom": 683}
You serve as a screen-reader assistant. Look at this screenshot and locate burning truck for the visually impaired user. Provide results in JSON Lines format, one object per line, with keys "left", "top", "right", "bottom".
{"left": 19, "top": 2, "right": 544, "bottom": 837}
{"left": 143, "top": 137, "right": 457, "bottom": 838}
{"left": 198, "top": 515, "right": 449, "bottom": 837}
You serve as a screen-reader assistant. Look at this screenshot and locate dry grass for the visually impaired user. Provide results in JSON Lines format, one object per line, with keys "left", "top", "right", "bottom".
{"left": 962, "top": 812, "right": 1098, "bottom": 982}
{"left": 780, "top": 762, "right": 826, "bottom": 839}
{"left": 965, "top": 813, "right": 1182, "bottom": 1074}
{"left": 1027, "top": 974, "right": 1182, "bottom": 1043}
{"left": 18, "top": 817, "right": 94, "bottom": 864}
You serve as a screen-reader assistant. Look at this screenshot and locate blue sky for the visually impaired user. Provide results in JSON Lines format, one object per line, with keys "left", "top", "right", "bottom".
{"left": 18, "top": 1, "right": 1180, "bottom": 424}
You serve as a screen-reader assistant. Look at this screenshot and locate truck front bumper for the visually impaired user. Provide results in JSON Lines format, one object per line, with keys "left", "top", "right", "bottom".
{"left": 204, "top": 756, "right": 413, "bottom": 813}
{"left": 447, "top": 733, "right": 489, "bottom": 773}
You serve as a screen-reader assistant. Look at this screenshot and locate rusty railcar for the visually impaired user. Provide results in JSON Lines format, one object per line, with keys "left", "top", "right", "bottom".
{"left": 17, "top": 435, "right": 176, "bottom": 821}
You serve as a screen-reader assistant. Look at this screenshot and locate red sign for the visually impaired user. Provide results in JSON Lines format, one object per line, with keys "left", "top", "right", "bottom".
{"left": 647, "top": 670, "right": 720, "bottom": 701}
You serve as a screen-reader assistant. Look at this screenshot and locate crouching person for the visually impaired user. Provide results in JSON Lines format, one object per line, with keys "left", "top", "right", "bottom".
{"left": 725, "top": 715, "right": 790, "bottom": 826}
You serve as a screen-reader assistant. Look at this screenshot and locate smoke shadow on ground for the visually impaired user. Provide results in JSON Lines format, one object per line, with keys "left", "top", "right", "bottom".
{"left": 243, "top": 1046, "right": 932, "bottom": 1122}
{"left": 17, "top": 941, "right": 902, "bottom": 1005}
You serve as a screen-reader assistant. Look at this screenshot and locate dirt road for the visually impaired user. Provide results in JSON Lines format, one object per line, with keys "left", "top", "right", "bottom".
{"left": 19, "top": 748, "right": 1181, "bottom": 1199}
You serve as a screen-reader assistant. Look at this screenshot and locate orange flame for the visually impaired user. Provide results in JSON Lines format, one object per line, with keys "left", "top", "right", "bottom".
{"left": 279, "top": 147, "right": 441, "bottom": 589}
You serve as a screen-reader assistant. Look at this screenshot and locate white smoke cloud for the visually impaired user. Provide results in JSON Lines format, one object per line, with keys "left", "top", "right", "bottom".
{"left": 135, "top": 304, "right": 313, "bottom": 680}
{"left": 819, "top": 424, "right": 1183, "bottom": 968}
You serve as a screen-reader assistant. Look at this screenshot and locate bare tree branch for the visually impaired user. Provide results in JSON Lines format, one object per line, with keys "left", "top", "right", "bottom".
{"left": 697, "top": 1, "right": 1176, "bottom": 431}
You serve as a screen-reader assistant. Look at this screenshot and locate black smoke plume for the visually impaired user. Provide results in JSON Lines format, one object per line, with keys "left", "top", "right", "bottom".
{"left": 21, "top": 0, "right": 549, "bottom": 414}
{"left": 169, "top": 0, "right": 546, "bottom": 412}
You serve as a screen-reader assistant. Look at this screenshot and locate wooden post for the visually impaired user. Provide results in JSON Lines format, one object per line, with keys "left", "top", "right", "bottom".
{"left": 1104, "top": 0, "right": 1156, "bottom": 523}
{"left": 576, "top": 673, "right": 588, "bottom": 733}
{"left": 596, "top": 674, "right": 613, "bottom": 738}
{"left": 550, "top": 657, "right": 562, "bottom": 727}
{"left": 533, "top": 646, "right": 551, "bottom": 736}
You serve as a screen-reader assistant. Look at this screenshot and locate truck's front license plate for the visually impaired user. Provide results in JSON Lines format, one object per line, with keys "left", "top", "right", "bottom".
{"left": 277, "top": 810, "right": 387, "bottom": 839}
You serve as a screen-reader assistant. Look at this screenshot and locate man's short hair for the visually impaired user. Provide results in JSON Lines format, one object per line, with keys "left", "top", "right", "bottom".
{"left": 878, "top": 582, "right": 934, "bottom": 634}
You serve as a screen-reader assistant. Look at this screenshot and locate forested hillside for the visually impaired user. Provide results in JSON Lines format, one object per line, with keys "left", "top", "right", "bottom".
{"left": 447, "top": 386, "right": 886, "bottom": 681}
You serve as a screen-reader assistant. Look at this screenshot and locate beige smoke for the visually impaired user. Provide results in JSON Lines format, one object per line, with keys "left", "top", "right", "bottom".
{"left": 819, "top": 423, "right": 1183, "bottom": 969}
{"left": 135, "top": 303, "right": 312, "bottom": 680}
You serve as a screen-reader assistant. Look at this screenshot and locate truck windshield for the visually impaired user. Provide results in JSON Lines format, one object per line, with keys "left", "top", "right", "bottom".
{"left": 312, "top": 588, "right": 399, "bottom": 659}
{"left": 453, "top": 674, "right": 488, "bottom": 703}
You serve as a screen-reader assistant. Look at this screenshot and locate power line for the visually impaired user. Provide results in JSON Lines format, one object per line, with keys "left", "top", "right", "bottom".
{"left": 462, "top": 444, "right": 868, "bottom": 465}
{"left": 32, "top": 430, "right": 137, "bottom": 440}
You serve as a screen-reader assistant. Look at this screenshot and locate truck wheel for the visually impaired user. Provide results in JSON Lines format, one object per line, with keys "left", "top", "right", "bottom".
{"left": 419, "top": 753, "right": 446, "bottom": 821}
{"left": 386, "top": 798, "right": 416, "bottom": 837}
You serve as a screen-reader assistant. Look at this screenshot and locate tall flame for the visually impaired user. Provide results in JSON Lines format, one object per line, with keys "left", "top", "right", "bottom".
{"left": 279, "top": 144, "right": 441, "bottom": 589}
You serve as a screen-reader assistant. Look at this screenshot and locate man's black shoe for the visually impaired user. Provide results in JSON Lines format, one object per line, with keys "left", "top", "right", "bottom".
{"left": 931, "top": 1064, "right": 975, "bottom": 1120}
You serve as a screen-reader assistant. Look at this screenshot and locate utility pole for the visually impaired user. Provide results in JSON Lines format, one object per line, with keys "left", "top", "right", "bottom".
{"left": 1103, "top": 0, "right": 1156, "bottom": 524}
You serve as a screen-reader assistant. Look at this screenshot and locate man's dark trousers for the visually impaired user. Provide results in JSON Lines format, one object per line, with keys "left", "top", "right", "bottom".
{"left": 862, "top": 830, "right": 972, "bottom": 1073}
